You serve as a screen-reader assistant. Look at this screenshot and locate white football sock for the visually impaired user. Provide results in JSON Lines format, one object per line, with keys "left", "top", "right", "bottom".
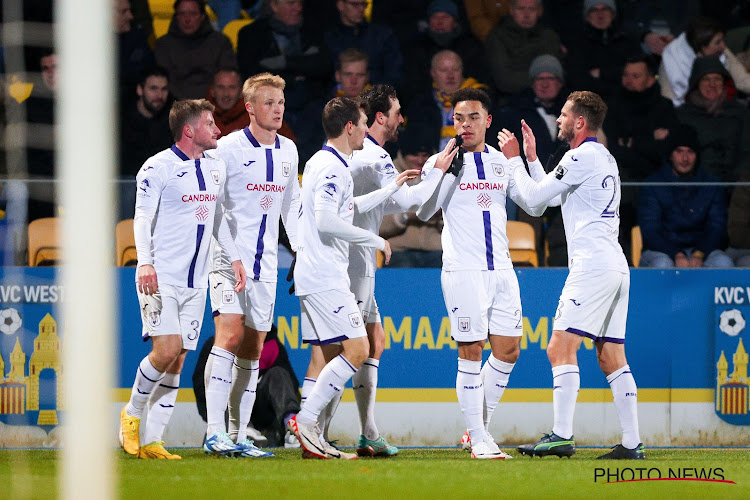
{"left": 551, "top": 364, "right": 579, "bottom": 440}
{"left": 321, "top": 388, "right": 343, "bottom": 442}
{"left": 481, "top": 355, "right": 514, "bottom": 430}
{"left": 143, "top": 373, "right": 179, "bottom": 444}
{"left": 352, "top": 357, "right": 380, "bottom": 440}
{"left": 297, "top": 355, "right": 356, "bottom": 425}
{"left": 204, "top": 346, "right": 235, "bottom": 436}
{"left": 300, "top": 377, "right": 316, "bottom": 408}
{"left": 607, "top": 364, "right": 641, "bottom": 449}
{"left": 126, "top": 356, "right": 164, "bottom": 418}
{"left": 228, "top": 358, "right": 259, "bottom": 443}
{"left": 456, "top": 358, "right": 484, "bottom": 444}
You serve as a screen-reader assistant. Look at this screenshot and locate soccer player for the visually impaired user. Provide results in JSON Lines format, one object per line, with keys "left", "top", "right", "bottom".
{"left": 119, "top": 99, "right": 246, "bottom": 459}
{"left": 499, "top": 91, "right": 644, "bottom": 459}
{"left": 416, "top": 88, "right": 548, "bottom": 459}
{"left": 291, "top": 97, "right": 417, "bottom": 459}
{"left": 202, "top": 73, "right": 299, "bottom": 458}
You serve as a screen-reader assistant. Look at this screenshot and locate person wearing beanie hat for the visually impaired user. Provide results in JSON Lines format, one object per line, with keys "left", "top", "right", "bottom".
{"left": 428, "top": 0, "right": 458, "bottom": 18}
{"left": 484, "top": 0, "right": 563, "bottom": 99}
{"left": 528, "top": 54, "right": 564, "bottom": 82}
{"left": 677, "top": 55, "right": 750, "bottom": 182}
{"left": 638, "top": 123, "right": 733, "bottom": 269}
{"left": 583, "top": 0, "right": 616, "bottom": 22}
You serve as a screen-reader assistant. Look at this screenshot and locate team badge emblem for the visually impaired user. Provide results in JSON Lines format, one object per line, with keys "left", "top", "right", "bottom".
{"left": 714, "top": 306, "right": 750, "bottom": 425}
{"left": 458, "top": 317, "right": 470, "bottom": 332}
{"left": 492, "top": 163, "right": 504, "bottom": 177}
{"left": 211, "top": 170, "right": 220, "bottom": 184}
{"left": 260, "top": 195, "right": 273, "bottom": 211}
{"left": 282, "top": 162, "right": 291, "bottom": 177}
{"left": 222, "top": 290, "right": 235, "bottom": 304}
{"left": 148, "top": 310, "right": 161, "bottom": 328}
{"left": 349, "top": 312, "right": 363, "bottom": 328}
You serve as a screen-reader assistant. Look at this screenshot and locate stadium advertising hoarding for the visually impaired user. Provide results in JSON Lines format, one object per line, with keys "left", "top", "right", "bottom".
{"left": 1, "top": 267, "right": 748, "bottom": 447}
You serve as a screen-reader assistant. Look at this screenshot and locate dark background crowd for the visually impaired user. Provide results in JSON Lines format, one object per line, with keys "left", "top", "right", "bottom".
{"left": 2, "top": 0, "right": 750, "bottom": 268}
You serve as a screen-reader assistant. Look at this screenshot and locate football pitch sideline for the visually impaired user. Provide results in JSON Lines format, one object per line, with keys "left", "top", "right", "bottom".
{"left": 1, "top": 448, "right": 748, "bottom": 499}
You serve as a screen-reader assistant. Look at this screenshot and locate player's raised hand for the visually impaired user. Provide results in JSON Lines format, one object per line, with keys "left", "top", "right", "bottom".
{"left": 394, "top": 169, "right": 421, "bottom": 186}
{"left": 137, "top": 264, "right": 158, "bottom": 295}
{"left": 521, "top": 120, "right": 538, "bottom": 162}
{"left": 434, "top": 137, "right": 460, "bottom": 173}
{"left": 382, "top": 240, "right": 392, "bottom": 265}
{"left": 231, "top": 259, "right": 247, "bottom": 292}
{"left": 497, "top": 129, "right": 521, "bottom": 159}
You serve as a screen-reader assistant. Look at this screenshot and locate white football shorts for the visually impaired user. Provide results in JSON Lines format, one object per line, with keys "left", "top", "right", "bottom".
{"left": 553, "top": 269, "right": 630, "bottom": 343}
{"left": 137, "top": 283, "right": 207, "bottom": 351}
{"left": 300, "top": 288, "right": 367, "bottom": 345}
{"left": 349, "top": 274, "right": 380, "bottom": 324}
{"left": 441, "top": 269, "right": 523, "bottom": 342}
{"left": 209, "top": 269, "right": 276, "bottom": 332}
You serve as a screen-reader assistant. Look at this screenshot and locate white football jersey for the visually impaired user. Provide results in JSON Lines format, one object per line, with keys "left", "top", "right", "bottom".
{"left": 135, "top": 145, "right": 227, "bottom": 289}
{"left": 551, "top": 140, "right": 629, "bottom": 272}
{"left": 209, "top": 128, "right": 300, "bottom": 282}
{"left": 294, "top": 144, "right": 356, "bottom": 295}
{"left": 348, "top": 134, "right": 399, "bottom": 277}
{"left": 422, "top": 145, "right": 531, "bottom": 271}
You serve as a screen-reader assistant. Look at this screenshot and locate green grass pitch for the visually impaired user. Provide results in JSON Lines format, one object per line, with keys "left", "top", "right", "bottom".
{"left": 1, "top": 448, "right": 748, "bottom": 499}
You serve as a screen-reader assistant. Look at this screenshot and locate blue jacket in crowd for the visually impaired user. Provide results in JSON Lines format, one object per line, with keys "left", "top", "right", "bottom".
{"left": 638, "top": 164, "right": 728, "bottom": 257}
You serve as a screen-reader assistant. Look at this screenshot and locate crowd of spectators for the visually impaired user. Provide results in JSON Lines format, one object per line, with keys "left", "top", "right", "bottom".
{"left": 3, "top": 0, "right": 750, "bottom": 267}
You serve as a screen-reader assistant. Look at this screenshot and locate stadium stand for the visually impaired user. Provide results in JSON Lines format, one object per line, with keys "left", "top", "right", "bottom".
{"left": 27, "top": 217, "right": 60, "bottom": 266}
{"left": 116, "top": 219, "right": 138, "bottom": 267}
{"left": 508, "top": 220, "right": 537, "bottom": 267}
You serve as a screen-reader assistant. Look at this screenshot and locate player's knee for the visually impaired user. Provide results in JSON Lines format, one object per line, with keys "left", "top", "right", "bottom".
{"left": 215, "top": 316, "right": 244, "bottom": 352}
{"left": 344, "top": 337, "right": 370, "bottom": 368}
{"left": 369, "top": 332, "right": 385, "bottom": 359}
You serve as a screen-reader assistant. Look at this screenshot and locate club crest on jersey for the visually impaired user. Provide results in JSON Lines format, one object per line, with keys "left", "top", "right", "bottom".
{"left": 477, "top": 192, "right": 492, "bottom": 209}
{"left": 211, "top": 170, "right": 220, "bottom": 185}
{"left": 195, "top": 204, "right": 209, "bottom": 221}
{"left": 349, "top": 312, "right": 363, "bottom": 328}
{"left": 282, "top": 162, "right": 291, "bottom": 177}
{"left": 260, "top": 195, "right": 273, "bottom": 212}
{"left": 492, "top": 163, "right": 504, "bottom": 177}
{"left": 555, "top": 164, "right": 568, "bottom": 179}
{"left": 458, "top": 317, "right": 470, "bottom": 332}
{"left": 222, "top": 290, "right": 235, "bottom": 304}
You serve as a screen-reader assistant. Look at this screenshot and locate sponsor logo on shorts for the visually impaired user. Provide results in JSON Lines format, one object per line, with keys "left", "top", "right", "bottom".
{"left": 458, "top": 317, "right": 470, "bottom": 332}
{"left": 349, "top": 312, "right": 363, "bottom": 328}
{"left": 492, "top": 163, "right": 504, "bottom": 177}
{"left": 570, "top": 298, "right": 581, "bottom": 306}
{"left": 222, "top": 290, "right": 235, "bottom": 304}
{"left": 362, "top": 311, "right": 369, "bottom": 322}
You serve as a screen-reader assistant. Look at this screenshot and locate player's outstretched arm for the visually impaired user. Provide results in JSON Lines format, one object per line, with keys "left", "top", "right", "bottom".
{"left": 354, "top": 169, "right": 419, "bottom": 214}
{"left": 315, "top": 209, "right": 387, "bottom": 250}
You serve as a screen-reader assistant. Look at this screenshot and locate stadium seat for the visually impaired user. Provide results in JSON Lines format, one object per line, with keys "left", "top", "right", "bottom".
{"left": 28, "top": 217, "right": 60, "bottom": 266}
{"left": 116, "top": 219, "right": 138, "bottom": 267}
{"left": 631, "top": 225, "right": 642, "bottom": 268}
{"left": 148, "top": 0, "right": 174, "bottom": 19}
{"left": 507, "top": 220, "right": 537, "bottom": 267}
{"left": 153, "top": 17, "right": 171, "bottom": 39}
{"left": 223, "top": 18, "right": 254, "bottom": 51}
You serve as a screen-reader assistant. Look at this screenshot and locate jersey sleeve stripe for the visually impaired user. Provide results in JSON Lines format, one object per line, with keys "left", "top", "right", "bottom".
{"left": 252, "top": 213, "right": 268, "bottom": 280}
{"left": 483, "top": 211, "right": 494, "bottom": 270}
{"left": 187, "top": 224, "right": 205, "bottom": 288}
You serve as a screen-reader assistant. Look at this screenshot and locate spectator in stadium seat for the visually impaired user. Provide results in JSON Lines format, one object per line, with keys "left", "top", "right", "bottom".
{"left": 463, "top": 0, "right": 511, "bottom": 42}
{"left": 380, "top": 127, "right": 443, "bottom": 268}
{"left": 118, "top": 66, "right": 173, "bottom": 219}
{"left": 154, "top": 0, "right": 236, "bottom": 100}
{"left": 493, "top": 54, "right": 568, "bottom": 265}
{"left": 297, "top": 48, "right": 371, "bottom": 165}
{"left": 726, "top": 176, "right": 750, "bottom": 267}
{"left": 676, "top": 56, "right": 750, "bottom": 182}
{"left": 660, "top": 17, "right": 750, "bottom": 108}
{"left": 638, "top": 124, "right": 733, "bottom": 269}
{"left": 563, "top": 0, "right": 640, "bottom": 101}
{"left": 404, "top": 50, "right": 489, "bottom": 153}
{"left": 207, "top": 68, "right": 250, "bottom": 137}
{"left": 236, "top": 0, "right": 331, "bottom": 129}
{"left": 604, "top": 54, "right": 678, "bottom": 261}
{"left": 323, "top": 0, "right": 403, "bottom": 87}
{"left": 400, "top": 0, "right": 489, "bottom": 107}
{"left": 116, "top": 0, "right": 155, "bottom": 101}
{"left": 484, "top": 0, "right": 563, "bottom": 103}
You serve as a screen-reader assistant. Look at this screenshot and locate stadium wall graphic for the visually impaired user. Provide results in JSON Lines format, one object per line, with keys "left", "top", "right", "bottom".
{"left": 1, "top": 268, "right": 749, "bottom": 447}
